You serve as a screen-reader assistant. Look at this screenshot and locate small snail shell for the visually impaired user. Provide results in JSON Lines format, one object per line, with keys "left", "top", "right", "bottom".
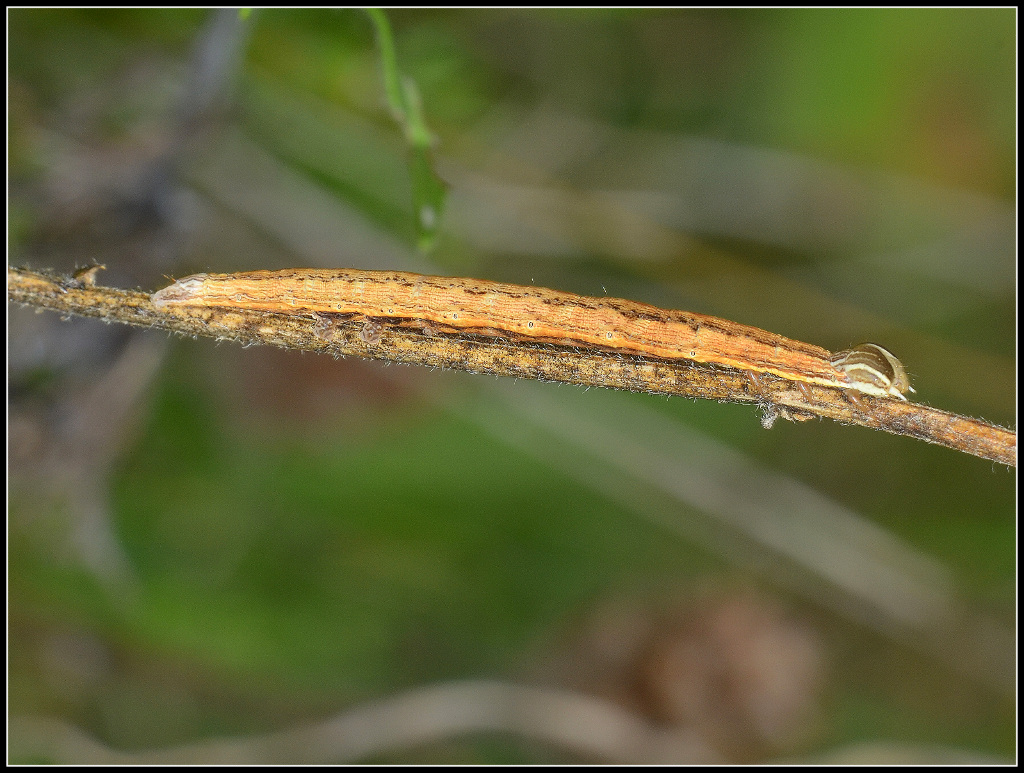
{"left": 830, "top": 343, "right": 914, "bottom": 400}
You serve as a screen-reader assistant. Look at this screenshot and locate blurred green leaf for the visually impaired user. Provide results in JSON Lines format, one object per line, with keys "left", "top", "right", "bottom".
{"left": 366, "top": 8, "right": 448, "bottom": 251}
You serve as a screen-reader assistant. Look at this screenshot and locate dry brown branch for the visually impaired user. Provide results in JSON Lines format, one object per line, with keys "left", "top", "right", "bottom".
{"left": 9, "top": 265, "right": 1016, "bottom": 466}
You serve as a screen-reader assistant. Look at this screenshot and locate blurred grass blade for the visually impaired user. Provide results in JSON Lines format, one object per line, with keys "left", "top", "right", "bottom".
{"left": 366, "top": 8, "right": 447, "bottom": 251}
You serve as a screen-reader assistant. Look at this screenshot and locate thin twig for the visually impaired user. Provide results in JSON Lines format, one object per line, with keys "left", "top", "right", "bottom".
{"left": 8, "top": 265, "right": 1016, "bottom": 466}
{"left": 9, "top": 680, "right": 722, "bottom": 763}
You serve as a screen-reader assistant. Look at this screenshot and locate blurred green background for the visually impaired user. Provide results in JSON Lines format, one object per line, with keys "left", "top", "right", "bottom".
{"left": 9, "top": 9, "right": 1015, "bottom": 763}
